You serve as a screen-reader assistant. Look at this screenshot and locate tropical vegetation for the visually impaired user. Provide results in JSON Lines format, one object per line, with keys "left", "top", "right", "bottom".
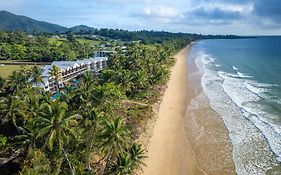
{"left": 0, "top": 35, "right": 192, "bottom": 174}
{"left": 0, "top": 31, "right": 93, "bottom": 62}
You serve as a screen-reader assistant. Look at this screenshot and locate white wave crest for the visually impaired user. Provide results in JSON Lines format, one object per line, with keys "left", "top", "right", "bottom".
{"left": 194, "top": 50, "right": 281, "bottom": 175}
{"left": 233, "top": 66, "right": 239, "bottom": 70}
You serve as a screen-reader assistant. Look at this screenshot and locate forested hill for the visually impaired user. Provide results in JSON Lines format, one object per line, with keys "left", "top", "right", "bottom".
{"left": 68, "top": 25, "right": 95, "bottom": 33}
{"left": 0, "top": 10, "right": 244, "bottom": 42}
{"left": 0, "top": 11, "right": 68, "bottom": 33}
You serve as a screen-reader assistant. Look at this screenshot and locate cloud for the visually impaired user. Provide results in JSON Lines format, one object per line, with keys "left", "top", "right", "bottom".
{"left": 196, "top": 0, "right": 281, "bottom": 23}
{"left": 253, "top": 0, "right": 281, "bottom": 22}
{"left": 197, "top": 0, "right": 249, "bottom": 4}
{"left": 172, "top": 6, "right": 245, "bottom": 27}
{"left": 192, "top": 7, "right": 242, "bottom": 20}
{"left": 143, "top": 5, "right": 179, "bottom": 18}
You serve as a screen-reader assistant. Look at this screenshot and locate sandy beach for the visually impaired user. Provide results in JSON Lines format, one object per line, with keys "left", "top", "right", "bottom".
{"left": 141, "top": 46, "right": 204, "bottom": 175}
{"left": 141, "top": 45, "right": 236, "bottom": 175}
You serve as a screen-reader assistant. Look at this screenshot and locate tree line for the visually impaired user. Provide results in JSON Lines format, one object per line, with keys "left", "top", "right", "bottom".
{"left": 0, "top": 31, "right": 92, "bottom": 62}
{"left": 74, "top": 28, "right": 201, "bottom": 44}
{"left": 71, "top": 28, "right": 244, "bottom": 44}
{"left": 0, "top": 29, "right": 242, "bottom": 63}
{"left": 0, "top": 38, "right": 192, "bottom": 174}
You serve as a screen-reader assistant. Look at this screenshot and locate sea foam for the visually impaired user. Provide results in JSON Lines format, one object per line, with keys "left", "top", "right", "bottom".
{"left": 233, "top": 66, "right": 239, "bottom": 70}
{"left": 195, "top": 51, "right": 281, "bottom": 175}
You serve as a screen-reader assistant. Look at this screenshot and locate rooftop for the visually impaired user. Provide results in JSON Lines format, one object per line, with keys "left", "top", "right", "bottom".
{"left": 39, "top": 57, "right": 108, "bottom": 87}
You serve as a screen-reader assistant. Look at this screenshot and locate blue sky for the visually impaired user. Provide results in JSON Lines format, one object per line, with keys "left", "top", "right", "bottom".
{"left": 1, "top": 0, "right": 281, "bottom": 35}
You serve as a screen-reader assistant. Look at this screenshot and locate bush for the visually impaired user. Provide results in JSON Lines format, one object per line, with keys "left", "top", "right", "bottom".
{"left": 0, "top": 135, "right": 7, "bottom": 148}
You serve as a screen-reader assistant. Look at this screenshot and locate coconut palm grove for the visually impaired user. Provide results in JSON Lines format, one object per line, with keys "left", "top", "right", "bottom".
{"left": 0, "top": 29, "right": 199, "bottom": 174}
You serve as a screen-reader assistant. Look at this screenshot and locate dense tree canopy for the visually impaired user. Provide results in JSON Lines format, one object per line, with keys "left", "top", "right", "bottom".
{"left": 0, "top": 31, "right": 92, "bottom": 62}
{"left": 74, "top": 28, "right": 243, "bottom": 44}
{"left": 0, "top": 30, "right": 192, "bottom": 174}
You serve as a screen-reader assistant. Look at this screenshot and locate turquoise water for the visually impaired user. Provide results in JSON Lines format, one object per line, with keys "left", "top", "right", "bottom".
{"left": 190, "top": 37, "right": 281, "bottom": 175}
{"left": 51, "top": 92, "right": 62, "bottom": 100}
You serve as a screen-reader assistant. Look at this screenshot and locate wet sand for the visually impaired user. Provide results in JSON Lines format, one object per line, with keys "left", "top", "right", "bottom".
{"left": 185, "top": 46, "right": 236, "bottom": 175}
{"left": 185, "top": 93, "right": 236, "bottom": 175}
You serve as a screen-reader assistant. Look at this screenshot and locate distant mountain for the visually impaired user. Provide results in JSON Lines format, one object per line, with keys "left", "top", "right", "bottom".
{"left": 69, "top": 25, "right": 95, "bottom": 33}
{"left": 0, "top": 11, "right": 68, "bottom": 33}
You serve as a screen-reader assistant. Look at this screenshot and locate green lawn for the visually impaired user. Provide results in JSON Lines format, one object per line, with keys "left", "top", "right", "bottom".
{"left": 0, "top": 60, "right": 49, "bottom": 65}
{"left": 0, "top": 60, "right": 20, "bottom": 63}
{"left": 48, "top": 38, "right": 67, "bottom": 45}
{"left": 48, "top": 37, "right": 100, "bottom": 46}
{"left": 76, "top": 38, "right": 100, "bottom": 45}
{"left": 0, "top": 65, "right": 34, "bottom": 79}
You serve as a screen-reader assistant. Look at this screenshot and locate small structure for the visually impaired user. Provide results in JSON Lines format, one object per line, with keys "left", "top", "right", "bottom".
{"left": 39, "top": 57, "right": 108, "bottom": 93}
{"left": 95, "top": 50, "right": 116, "bottom": 57}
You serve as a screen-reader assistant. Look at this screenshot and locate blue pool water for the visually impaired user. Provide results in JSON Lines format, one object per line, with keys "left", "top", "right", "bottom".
{"left": 51, "top": 92, "right": 62, "bottom": 100}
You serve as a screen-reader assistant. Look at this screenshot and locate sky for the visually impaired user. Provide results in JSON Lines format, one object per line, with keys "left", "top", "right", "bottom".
{"left": 1, "top": 0, "right": 281, "bottom": 35}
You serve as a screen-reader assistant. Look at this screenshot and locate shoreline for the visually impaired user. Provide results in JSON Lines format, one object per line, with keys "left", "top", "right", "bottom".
{"left": 184, "top": 42, "right": 236, "bottom": 175}
{"left": 140, "top": 43, "right": 236, "bottom": 175}
{"left": 141, "top": 46, "right": 204, "bottom": 175}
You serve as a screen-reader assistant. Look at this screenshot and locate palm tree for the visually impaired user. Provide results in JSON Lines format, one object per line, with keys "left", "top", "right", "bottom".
{"left": 49, "top": 65, "right": 62, "bottom": 92}
{"left": 118, "top": 70, "right": 134, "bottom": 95}
{"left": 0, "top": 77, "right": 5, "bottom": 94}
{"left": 108, "top": 153, "right": 131, "bottom": 175}
{"left": 0, "top": 96, "right": 27, "bottom": 130}
{"left": 20, "top": 65, "right": 31, "bottom": 77}
{"left": 99, "top": 117, "right": 131, "bottom": 174}
{"left": 6, "top": 71, "right": 27, "bottom": 92}
{"left": 35, "top": 101, "right": 82, "bottom": 175}
{"left": 127, "top": 143, "right": 147, "bottom": 171}
{"left": 25, "top": 93, "right": 42, "bottom": 122}
{"left": 91, "top": 83, "right": 125, "bottom": 112}
{"left": 14, "top": 119, "right": 37, "bottom": 150}
{"left": 75, "top": 78, "right": 96, "bottom": 113}
{"left": 30, "top": 65, "right": 44, "bottom": 86}
{"left": 82, "top": 109, "right": 102, "bottom": 170}
{"left": 40, "top": 91, "right": 52, "bottom": 104}
{"left": 35, "top": 101, "right": 81, "bottom": 151}
{"left": 81, "top": 70, "right": 94, "bottom": 86}
{"left": 133, "top": 70, "right": 148, "bottom": 90}
{"left": 108, "top": 144, "right": 146, "bottom": 175}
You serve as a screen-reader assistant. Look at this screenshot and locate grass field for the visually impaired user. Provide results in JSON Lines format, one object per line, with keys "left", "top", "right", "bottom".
{"left": 76, "top": 38, "right": 100, "bottom": 45}
{"left": 48, "top": 37, "right": 100, "bottom": 46}
{"left": 48, "top": 38, "right": 67, "bottom": 45}
{"left": 0, "top": 65, "right": 34, "bottom": 79}
{"left": 0, "top": 60, "right": 20, "bottom": 63}
{"left": 0, "top": 60, "right": 50, "bottom": 65}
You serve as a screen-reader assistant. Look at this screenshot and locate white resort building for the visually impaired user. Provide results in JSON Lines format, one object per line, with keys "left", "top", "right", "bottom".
{"left": 40, "top": 56, "right": 108, "bottom": 93}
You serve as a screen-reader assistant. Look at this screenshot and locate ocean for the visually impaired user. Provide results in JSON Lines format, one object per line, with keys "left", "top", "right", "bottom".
{"left": 188, "top": 37, "right": 281, "bottom": 175}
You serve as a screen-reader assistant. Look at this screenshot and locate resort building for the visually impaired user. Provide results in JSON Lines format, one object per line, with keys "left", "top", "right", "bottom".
{"left": 40, "top": 57, "right": 108, "bottom": 93}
